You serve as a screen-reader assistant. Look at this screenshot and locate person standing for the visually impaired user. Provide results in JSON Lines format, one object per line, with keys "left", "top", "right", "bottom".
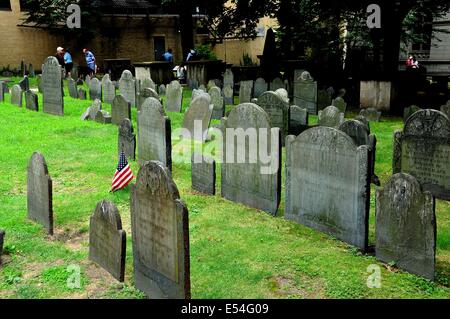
{"left": 163, "top": 48, "right": 174, "bottom": 62}
{"left": 63, "top": 48, "right": 73, "bottom": 79}
{"left": 83, "top": 48, "right": 96, "bottom": 78}
{"left": 186, "top": 49, "right": 196, "bottom": 62}
{"left": 55, "top": 47, "right": 65, "bottom": 67}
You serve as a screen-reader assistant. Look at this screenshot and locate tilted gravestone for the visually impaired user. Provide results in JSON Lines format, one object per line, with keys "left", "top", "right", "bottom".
{"left": 440, "top": 103, "right": 450, "bottom": 118}
{"left": 403, "top": 105, "right": 421, "bottom": 122}
{"left": 25, "top": 91, "right": 39, "bottom": 112}
{"left": 289, "top": 105, "right": 309, "bottom": 136}
{"left": 223, "top": 68, "right": 234, "bottom": 89}
{"left": 393, "top": 109, "right": 450, "bottom": 200}
{"left": 359, "top": 107, "right": 381, "bottom": 122}
{"left": 191, "top": 153, "right": 216, "bottom": 195}
{"left": 119, "top": 70, "right": 136, "bottom": 107}
{"left": 253, "top": 78, "right": 268, "bottom": 98}
{"left": 318, "top": 105, "right": 345, "bottom": 128}
{"left": 78, "top": 88, "right": 87, "bottom": 100}
{"left": 285, "top": 127, "right": 371, "bottom": 251}
{"left": 317, "top": 89, "right": 332, "bottom": 111}
{"left": 294, "top": 71, "right": 317, "bottom": 115}
{"left": 130, "top": 161, "right": 190, "bottom": 299}
{"left": 95, "top": 110, "right": 112, "bottom": 124}
{"left": 89, "top": 200, "right": 126, "bottom": 282}
{"left": 166, "top": 80, "right": 183, "bottom": 112}
{"left": 112, "top": 95, "right": 131, "bottom": 125}
{"left": 89, "top": 78, "right": 102, "bottom": 101}
{"left": 19, "top": 76, "right": 29, "bottom": 91}
{"left": 102, "top": 76, "right": 116, "bottom": 104}
{"left": 222, "top": 103, "right": 281, "bottom": 215}
{"left": 67, "top": 78, "right": 78, "bottom": 98}
{"left": 0, "top": 229, "right": 4, "bottom": 265}
{"left": 209, "top": 86, "right": 225, "bottom": 120}
{"left": 118, "top": 118, "right": 136, "bottom": 161}
{"left": 137, "top": 87, "right": 160, "bottom": 110}
{"left": 27, "top": 152, "right": 53, "bottom": 235}
{"left": 256, "top": 91, "right": 289, "bottom": 144}
{"left": 376, "top": 173, "right": 436, "bottom": 280}
{"left": 138, "top": 98, "right": 172, "bottom": 170}
{"left": 10, "top": 84, "right": 23, "bottom": 107}
{"left": 182, "top": 95, "right": 213, "bottom": 142}
{"left": 332, "top": 96, "right": 347, "bottom": 113}
{"left": 223, "top": 85, "right": 234, "bottom": 105}
{"left": 270, "top": 77, "right": 284, "bottom": 91}
{"left": 42, "top": 56, "right": 64, "bottom": 116}
{"left": 239, "top": 80, "right": 253, "bottom": 104}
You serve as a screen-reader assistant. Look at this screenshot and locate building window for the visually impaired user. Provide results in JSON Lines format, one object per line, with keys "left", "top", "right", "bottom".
{"left": 0, "top": 0, "right": 11, "bottom": 11}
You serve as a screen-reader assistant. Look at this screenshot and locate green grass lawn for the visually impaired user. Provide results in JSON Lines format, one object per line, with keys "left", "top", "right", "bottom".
{"left": 0, "top": 76, "right": 449, "bottom": 299}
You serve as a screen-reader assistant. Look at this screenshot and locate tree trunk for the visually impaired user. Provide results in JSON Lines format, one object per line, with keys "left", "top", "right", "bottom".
{"left": 179, "top": 0, "right": 194, "bottom": 61}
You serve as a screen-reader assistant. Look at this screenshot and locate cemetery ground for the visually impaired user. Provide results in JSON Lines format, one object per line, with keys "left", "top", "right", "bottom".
{"left": 0, "top": 77, "right": 449, "bottom": 299}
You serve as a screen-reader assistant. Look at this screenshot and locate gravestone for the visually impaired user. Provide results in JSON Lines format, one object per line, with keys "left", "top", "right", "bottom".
{"left": 403, "top": 105, "right": 421, "bottom": 122}
{"left": 223, "top": 69, "right": 234, "bottom": 89}
{"left": 0, "top": 81, "right": 4, "bottom": 102}
{"left": 190, "top": 89, "right": 209, "bottom": 103}
{"left": 130, "top": 161, "right": 190, "bottom": 299}
{"left": 29, "top": 64, "right": 35, "bottom": 77}
{"left": 27, "top": 152, "right": 53, "bottom": 235}
{"left": 183, "top": 95, "right": 213, "bottom": 142}
{"left": 141, "top": 77, "right": 156, "bottom": 91}
{"left": 393, "top": 109, "right": 450, "bottom": 200}
{"left": 10, "top": 85, "right": 23, "bottom": 107}
{"left": 112, "top": 95, "right": 131, "bottom": 125}
{"left": 198, "top": 84, "right": 207, "bottom": 92}
{"left": 166, "top": 81, "right": 183, "bottom": 112}
{"left": 137, "top": 88, "right": 160, "bottom": 110}
{"left": 85, "top": 75, "right": 91, "bottom": 87}
{"left": 102, "top": 76, "right": 116, "bottom": 104}
{"left": 239, "top": 80, "right": 253, "bottom": 103}
{"left": 332, "top": 97, "right": 347, "bottom": 113}
{"left": 118, "top": 118, "right": 136, "bottom": 161}
{"left": 19, "top": 76, "right": 29, "bottom": 91}
{"left": 78, "top": 88, "right": 87, "bottom": 100}
{"left": 159, "top": 84, "right": 166, "bottom": 96}
{"left": 81, "top": 99, "right": 102, "bottom": 121}
{"left": 95, "top": 110, "right": 112, "bottom": 124}
{"left": 209, "top": 86, "right": 225, "bottom": 120}
{"left": 0, "top": 229, "right": 4, "bottom": 265}
{"left": 191, "top": 153, "right": 216, "bottom": 195}
{"left": 376, "top": 173, "right": 436, "bottom": 280}
{"left": 289, "top": 105, "right": 309, "bottom": 136}
{"left": 222, "top": 103, "right": 281, "bottom": 215}
{"left": 42, "top": 56, "right": 64, "bottom": 116}
{"left": 223, "top": 85, "right": 234, "bottom": 105}
{"left": 119, "top": 70, "right": 136, "bottom": 107}
{"left": 270, "top": 77, "right": 284, "bottom": 91}
{"left": 440, "top": 104, "right": 450, "bottom": 118}
{"left": 318, "top": 105, "right": 345, "bottom": 128}
{"left": 254, "top": 78, "right": 268, "bottom": 98}
{"left": 317, "top": 89, "right": 332, "bottom": 111}
{"left": 275, "top": 88, "right": 289, "bottom": 104}
{"left": 89, "top": 78, "right": 102, "bottom": 101}
{"left": 256, "top": 91, "right": 289, "bottom": 143}
{"left": 89, "top": 200, "right": 126, "bottom": 282}
{"left": 138, "top": 98, "right": 172, "bottom": 169}
{"left": 188, "top": 79, "right": 199, "bottom": 90}
{"left": 25, "top": 91, "right": 39, "bottom": 111}
{"left": 68, "top": 78, "right": 78, "bottom": 98}
{"left": 294, "top": 71, "right": 317, "bottom": 115}
{"left": 359, "top": 108, "right": 381, "bottom": 122}
{"left": 285, "top": 127, "right": 370, "bottom": 251}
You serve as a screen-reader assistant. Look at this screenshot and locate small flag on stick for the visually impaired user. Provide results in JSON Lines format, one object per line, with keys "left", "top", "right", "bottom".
{"left": 110, "top": 151, "right": 134, "bottom": 192}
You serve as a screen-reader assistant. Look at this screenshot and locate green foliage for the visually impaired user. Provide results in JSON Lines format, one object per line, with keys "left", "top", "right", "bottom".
{"left": 194, "top": 44, "right": 217, "bottom": 61}
{"left": 240, "top": 53, "right": 257, "bottom": 66}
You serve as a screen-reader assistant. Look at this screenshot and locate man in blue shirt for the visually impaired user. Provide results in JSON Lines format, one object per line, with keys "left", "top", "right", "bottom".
{"left": 83, "top": 48, "right": 96, "bottom": 78}
{"left": 163, "top": 49, "right": 173, "bottom": 62}
{"left": 63, "top": 49, "right": 73, "bottom": 79}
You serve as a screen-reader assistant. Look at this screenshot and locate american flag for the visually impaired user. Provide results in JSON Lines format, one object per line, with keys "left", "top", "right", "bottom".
{"left": 110, "top": 151, "right": 134, "bottom": 192}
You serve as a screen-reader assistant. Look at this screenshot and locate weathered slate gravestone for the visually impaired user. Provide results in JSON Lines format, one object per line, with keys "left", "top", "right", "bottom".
{"left": 393, "top": 109, "right": 450, "bottom": 200}
{"left": 67, "top": 78, "right": 78, "bottom": 98}
{"left": 27, "top": 152, "right": 53, "bottom": 235}
{"left": 19, "top": 76, "right": 29, "bottom": 91}
{"left": 403, "top": 105, "right": 421, "bottom": 122}
{"left": 137, "top": 88, "right": 160, "bottom": 110}
{"left": 0, "top": 81, "right": 4, "bottom": 102}
{"left": 102, "top": 76, "right": 116, "bottom": 104}
{"left": 42, "top": 56, "right": 64, "bottom": 116}
{"left": 223, "top": 85, "right": 234, "bottom": 105}
{"left": 376, "top": 173, "right": 436, "bottom": 280}
{"left": 318, "top": 105, "right": 345, "bottom": 128}
{"left": 254, "top": 78, "right": 268, "bottom": 98}
{"left": 289, "top": 105, "right": 309, "bottom": 136}
{"left": 285, "top": 127, "right": 370, "bottom": 251}
{"left": 441, "top": 103, "right": 450, "bottom": 118}
{"left": 209, "top": 86, "right": 225, "bottom": 120}
{"left": 256, "top": 91, "right": 289, "bottom": 143}
{"left": 140, "top": 77, "right": 156, "bottom": 91}
{"left": 165, "top": 81, "right": 183, "bottom": 112}
{"left": 130, "top": 161, "right": 190, "bottom": 299}
{"left": 112, "top": 95, "right": 131, "bottom": 125}
{"left": 159, "top": 84, "right": 166, "bottom": 96}
{"left": 10, "top": 85, "right": 23, "bottom": 107}
{"left": 222, "top": 103, "right": 281, "bottom": 215}
{"left": 118, "top": 118, "right": 136, "bottom": 161}
{"left": 119, "top": 70, "right": 136, "bottom": 107}
{"left": 89, "top": 200, "right": 126, "bottom": 282}
{"left": 359, "top": 107, "right": 381, "bottom": 122}
{"left": 89, "top": 78, "right": 102, "bottom": 101}
{"left": 190, "top": 89, "right": 209, "bottom": 104}
{"left": 183, "top": 95, "right": 213, "bottom": 142}
{"left": 95, "top": 110, "right": 112, "bottom": 124}
{"left": 138, "top": 98, "right": 172, "bottom": 169}
{"left": 239, "top": 80, "right": 253, "bottom": 103}
{"left": 223, "top": 68, "right": 234, "bottom": 89}
{"left": 270, "top": 77, "right": 285, "bottom": 91}
{"left": 317, "top": 89, "right": 332, "bottom": 111}
{"left": 191, "top": 153, "right": 216, "bottom": 195}
{"left": 25, "top": 91, "right": 39, "bottom": 111}
{"left": 0, "top": 229, "right": 4, "bottom": 265}
{"left": 294, "top": 71, "right": 317, "bottom": 115}
{"left": 78, "top": 88, "right": 87, "bottom": 100}
{"left": 332, "top": 96, "right": 347, "bottom": 113}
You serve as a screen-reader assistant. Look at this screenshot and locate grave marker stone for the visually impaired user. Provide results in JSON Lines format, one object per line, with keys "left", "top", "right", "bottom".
{"left": 270, "top": 77, "right": 284, "bottom": 91}
{"left": 68, "top": 78, "right": 78, "bottom": 98}
{"left": 254, "top": 78, "right": 268, "bottom": 98}
{"left": 159, "top": 84, "right": 166, "bottom": 96}
{"left": 223, "top": 69, "right": 234, "bottom": 89}
{"left": 119, "top": 70, "right": 136, "bottom": 107}
{"left": 318, "top": 105, "right": 345, "bottom": 128}
{"left": 10, "top": 85, "right": 23, "bottom": 107}
{"left": 89, "top": 78, "right": 102, "bottom": 101}
{"left": 209, "top": 86, "right": 225, "bottom": 120}
{"left": 112, "top": 95, "right": 131, "bottom": 125}
{"left": 102, "top": 76, "right": 116, "bottom": 104}
{"left": 137, "top": 88, "right": 160, "bottom": 110}
{"left": 191, "top": 153, "right": 216, "bottom": 195}
{"left": 183, "top": 95, "right": 213, "bottom": 142}
{"left": 440, "top": 104, "right": 450, "bottom": 118}
{"left": 118, "top": 118, "right": 136, "bottom": 161}
{"left": 239, "top": 80, "right": 253, "bottom": 103}
{"left": 289, "top": 105, "right": 309, "bottom": 136}
{"left": 42, "top": 56, "right": 64, "bottom": 116}
{"left": 95, "top": 110, "right": 112, "bottom": 124}
{"left": 25, "top": 91, "right": 39, "bottom": 111}
{"left": 317, "top": 89, "right": 332, "bottom": 111}
{"left": 256, "top": 91, "right": 289, "bottom": 143}
{"left": 78, "top": 88, "right": 87, "bottom": 100}
{"left": 19, "top": 76, "right": 29, "bottom": 91}
{"left": 166, "top": 81, "right": 183, "bottom": 112}
{"left": 0, "top": 81, "right": 4, "bottom": 102}
{"left": 403, "top": 105, "right": 421, "bottom": 122}
{"left": 332, "top": 96, "right": 347, "bottom": 113}
{"left": 223, "top": 85, "right": 234, "bottom": 105}
{"left": 359, "top": 108, "right": 381, "bottom": 122}
{"left": 294, "top": 71, "right": 317, "bottom": 115}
